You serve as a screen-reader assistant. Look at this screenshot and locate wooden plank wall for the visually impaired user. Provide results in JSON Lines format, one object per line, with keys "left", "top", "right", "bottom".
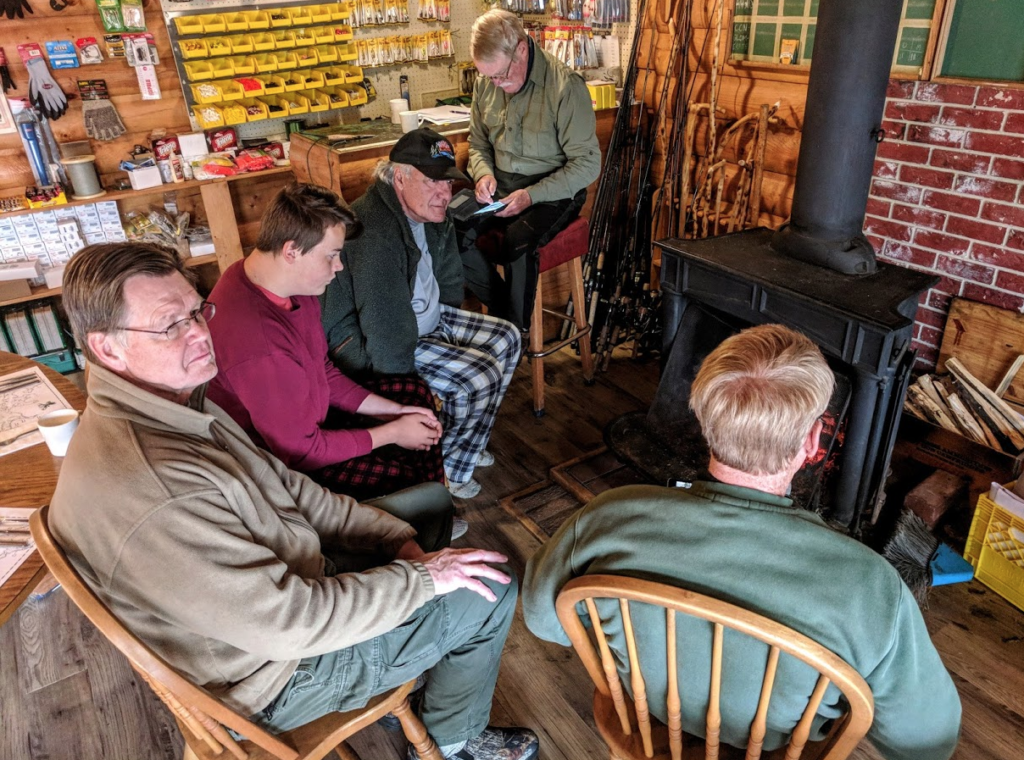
{"left": 637, "top": 0, "right": 809, "bottom": 231}
{"left": 0, "top": 0, "right": 193, "bottom": 192}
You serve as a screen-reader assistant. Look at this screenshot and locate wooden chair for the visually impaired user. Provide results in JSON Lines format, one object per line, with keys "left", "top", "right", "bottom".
{"left": 555, "top": 575, "right": 874, "bottom": 760}
{"left": 30, "top": 506, "right": 443, "bottom": 760}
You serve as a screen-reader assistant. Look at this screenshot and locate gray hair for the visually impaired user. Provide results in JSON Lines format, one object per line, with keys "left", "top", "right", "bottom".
{"left": 373, "top": 160, "right": 413, "bottom": 186}
{"left": 471, "top": 9, "right": 527, "bottom": 63}
{"left": 63, "top": 243, "right": 190, "bottom": 363}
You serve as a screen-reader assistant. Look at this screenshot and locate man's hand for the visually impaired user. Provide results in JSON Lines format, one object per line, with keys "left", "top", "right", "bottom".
{"left": 495, "top": 188, "right": 532, "bottom": 218}
{"left": 375, "top": 414, "right": 442, "bottom": 451}
{"left": 421, "top": 548, "right": 511, "bottom": 601}
{"left": 398, "top": 405, "right": 441, "bottom": 428}
{"left": 475, "top": 175, "right": 498, "bottom": 204}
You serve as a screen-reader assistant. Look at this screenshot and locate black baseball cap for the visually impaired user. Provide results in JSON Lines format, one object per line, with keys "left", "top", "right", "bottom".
{"left": 390, "top": 128, "right": 470, "bottom": 182}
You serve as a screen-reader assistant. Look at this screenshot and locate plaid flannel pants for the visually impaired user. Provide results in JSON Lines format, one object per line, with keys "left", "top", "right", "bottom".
{"left": 414, "top": 305, "right": 521, "bottom": 485}
{"left": 311, "top": 376, "right": 446, "bottom": 501}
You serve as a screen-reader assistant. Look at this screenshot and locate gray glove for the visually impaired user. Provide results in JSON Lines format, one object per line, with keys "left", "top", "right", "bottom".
{"left": 82, "top": 98, "right": 126, "bottom": 141}
{"left": 25, "top": 56, "right": 66, "bottom": 120}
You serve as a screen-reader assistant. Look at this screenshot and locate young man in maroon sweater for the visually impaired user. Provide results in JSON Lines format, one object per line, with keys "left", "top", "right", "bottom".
{"left": 207, "top": 184, "right": 460, "bottom": 526}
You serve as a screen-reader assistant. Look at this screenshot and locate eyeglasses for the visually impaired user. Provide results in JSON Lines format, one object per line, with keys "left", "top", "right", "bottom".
{"left": 486, "top": 47, "right": 518, "bottom": 84}
{"left": 118, "top": 300, "right": 216, "bottom": 342}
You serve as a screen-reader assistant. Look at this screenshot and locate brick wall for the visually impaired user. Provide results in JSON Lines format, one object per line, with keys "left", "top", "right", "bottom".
{"left": 867, "top": 79, "right": 1024, "bottom": 369}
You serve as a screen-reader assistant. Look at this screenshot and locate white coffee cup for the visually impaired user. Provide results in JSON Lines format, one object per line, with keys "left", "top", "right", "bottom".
{"left": 37, "top": 409, "right": 79, "bottom": 457}
{"left": 390, "top": 98, "right": 408, "bottom": 124}
{"left": 400, "top": 110, "right": 425, "bottom": 133}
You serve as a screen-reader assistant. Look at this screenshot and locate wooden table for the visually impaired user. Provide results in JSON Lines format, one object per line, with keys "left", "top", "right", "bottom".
{"left": 0, "top": 352, "right": 86, "bottom": 627}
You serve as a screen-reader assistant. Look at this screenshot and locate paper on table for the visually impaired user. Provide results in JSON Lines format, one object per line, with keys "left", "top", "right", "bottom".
{"left": 0, "top": 509, "right": 35, "bottom": 589}
{"left": 0, "top": 367, "right": 73, "bottom": 457}
{"left": 415, "top": 105, "right": 472, "bottom": 125}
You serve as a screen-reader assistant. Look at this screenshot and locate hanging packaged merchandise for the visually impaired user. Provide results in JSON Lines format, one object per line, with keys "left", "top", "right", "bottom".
{"left": 104, "top": 34, "right": 126, "bottom": 58}
{"left": 75, "top": 37, "right": 104, "bottom": 64}
{"left": 123, "top": 32, "right": 158, "bottom": 66}
{"left": 79, "top": 79, "right": 126, "bottom": 140}
{"left": 44, "top": 40, "right": 80, "bottom": 69}
{"left": 119, "top": 0, "right": 144, "bottom": 31}
{"left": 17, "top": 43, "right": 68, "bottom": 119}
{"left": 0, "top": 47, "right": 16, "bottom": 92}
{"left": 14, "top": 105, "right": 49, "bottom": 185}
{"left": 1, "top": 0, "right": 31, "bottom": 20}
{"left": 95, "top": 0, "right": 123, "bottom": 32}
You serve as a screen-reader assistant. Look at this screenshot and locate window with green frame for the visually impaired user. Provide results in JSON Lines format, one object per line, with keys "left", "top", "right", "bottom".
{"left": 730, "top": 0, "right": 938, "bottom": 75}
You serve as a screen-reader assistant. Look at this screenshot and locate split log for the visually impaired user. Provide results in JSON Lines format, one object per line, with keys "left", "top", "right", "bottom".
{"left": 947, "top": 357, "right": 1024, "bottom": 440}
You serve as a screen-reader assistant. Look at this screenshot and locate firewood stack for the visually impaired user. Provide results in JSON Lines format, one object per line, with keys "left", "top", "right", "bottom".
{"left": 904, "top": 357, "right": 1024, "bottom": 455}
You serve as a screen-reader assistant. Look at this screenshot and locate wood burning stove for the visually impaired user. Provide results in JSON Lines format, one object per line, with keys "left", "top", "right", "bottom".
{"left": 606, "top": 0, "right": 938, "bottom": 530}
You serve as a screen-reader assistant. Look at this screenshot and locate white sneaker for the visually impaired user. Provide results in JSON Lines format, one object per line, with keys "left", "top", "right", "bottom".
{"left": 451, "top": 517, "right": 469, "bottom": 540}
{"left": 476, "top": 450, "right": 495, "bottom": 467}
{"left": 448, "top": 479, "right": 482, "bottom": 499}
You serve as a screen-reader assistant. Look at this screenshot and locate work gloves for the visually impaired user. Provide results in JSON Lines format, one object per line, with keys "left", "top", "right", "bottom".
{"left": 1, "top": 0, "right": 31, "bottom": 19}
{"left": 25, "top": 56, "right": 67, "bottom": 119}
{"left": 83, "top": 99, "right": 126, "bottom": 140}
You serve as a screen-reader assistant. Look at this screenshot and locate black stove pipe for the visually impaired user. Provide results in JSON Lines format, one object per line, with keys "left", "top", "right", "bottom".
{"left": 771, "top": 0, "right": 904, "bottom": 275}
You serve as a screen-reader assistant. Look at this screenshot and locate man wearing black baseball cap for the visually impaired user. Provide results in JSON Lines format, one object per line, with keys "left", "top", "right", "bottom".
{"left": 322, "top": 128, "right": 522, "bottom": 503}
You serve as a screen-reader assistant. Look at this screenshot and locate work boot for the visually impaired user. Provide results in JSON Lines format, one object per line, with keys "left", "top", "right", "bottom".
{"left": 410, "top": 727, "right": 539, "bottom": 760}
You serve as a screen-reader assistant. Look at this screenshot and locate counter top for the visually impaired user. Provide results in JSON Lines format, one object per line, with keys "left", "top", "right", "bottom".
{"left": 293, "top": 119, "right": 471, "bottom": 156}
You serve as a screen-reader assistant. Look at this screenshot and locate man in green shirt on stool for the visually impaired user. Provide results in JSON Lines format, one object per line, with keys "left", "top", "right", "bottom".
{"left": 461, "top": 9, "right": 601, "bottom": 331}
{"left": 523, "top": 324, "right": 961, "bottom": 760}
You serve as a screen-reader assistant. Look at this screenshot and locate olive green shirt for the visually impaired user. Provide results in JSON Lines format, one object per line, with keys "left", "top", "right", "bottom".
{"left": 468, "top": 39, "right": 601, "bottom": 204}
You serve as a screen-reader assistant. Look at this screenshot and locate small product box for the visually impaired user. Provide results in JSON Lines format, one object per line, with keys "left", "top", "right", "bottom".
{"left": 128, "top": 165, "right": 163, "bottom": 190}
{"left": 0, "top": 258, "right": 43, "bottom": 281}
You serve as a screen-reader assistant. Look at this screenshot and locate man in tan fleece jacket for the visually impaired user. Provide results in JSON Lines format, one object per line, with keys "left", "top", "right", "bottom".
{"left": 48, "top": 242, "right": 539, "bottom": 760}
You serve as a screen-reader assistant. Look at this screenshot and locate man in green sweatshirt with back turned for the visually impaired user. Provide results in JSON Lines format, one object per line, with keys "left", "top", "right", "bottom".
{"left": 523, "top": 323, "right": 961, "bottom": 760}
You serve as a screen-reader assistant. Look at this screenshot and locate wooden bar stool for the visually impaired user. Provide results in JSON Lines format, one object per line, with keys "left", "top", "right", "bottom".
{"left": 529, "top": 218, "right": 595, "bottom": 416}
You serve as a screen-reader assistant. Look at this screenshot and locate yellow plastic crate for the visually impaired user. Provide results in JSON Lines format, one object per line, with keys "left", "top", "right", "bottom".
{"left": 252, "top": 33, "right": 277, "bottom": 52}
{"left": 260, "top": 95, "right": 290, "bottom": 118}
{"left": 273, "top": 31, "right": 297, "bottom": 49}
{"left": 191, "top": 82, "right": 225, "bottom": 104}
{"left": 269, "top": 8, "right": 293, "bottom": 27}
{"left": 244, "top": 10, "right": 270, "bottom": 30}
{"left": 224, "top": 13, "right": 248, "bottom": 31}
{"left": 966, "top": 489, "right": 1024, "bottom": 611}
{"left": 184, "top": 60, "right": 215, "bottom": 81}
{"left": 342, "top": 84, "right": 367, "bottom": 106}
{"left": 179, "top": 39, "right": 210, "bottom": 59}
{"left": 192, "top": 104, "right": 225, "bottom": 129}
{"left": 228, "top": 35, "right": 255, "bottom": 54}
{"left": 174, "top": 16, "right": 206, "bottom": 36}
{"left": 205, "top": 37, "right": 231, "bottom": 57}
{"left": 202, "top": 14, "right": 227, "bottom": 33}
{"left": 289, "top": 7, "right": 313, "bottom": 25}
{"left": 322, "top": 86, "right": 349, "bottom": 109}
{"left": 240, "top": 98, "right": 268, "bottom": 121}
{"left": 253, "top": 53, "right": 279, "bottom": 73}
{"left": 231, "top": 55, "right": 256, "bottom": 75}
{"left": 210, "top": 57, "right": 235, "bottom": 78}
{"left": 223, "top": 103, "right": 248, "bottom": 125}
{"left": 293, "top": 29, "right": 316, "bottom": 47}
{"left": 261, "top": 75, "right": 287, "bottom": 95}
{"left": 276, "top": 51, "right": 299, "bottom": 70}
{"left": 315, "top": 45, "right": 338, "bottom": 64}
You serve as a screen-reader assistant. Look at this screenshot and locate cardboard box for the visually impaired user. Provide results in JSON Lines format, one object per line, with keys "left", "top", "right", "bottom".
{"left": 0, "top": 278, "right": 31, "bottom": 300}
{"left": 0, "top": 259, "right": 42, "bottom": 281}
{"left": 128, "top": 165, "right": 163, "bottom": 190}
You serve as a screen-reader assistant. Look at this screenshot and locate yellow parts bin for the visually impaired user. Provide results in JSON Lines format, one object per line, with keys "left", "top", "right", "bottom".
{"left": 262, "top": 74, "right": 288, "bottom": 95}
{"left": 309, "top": 90, "right": 331, "bottom": 113}
{"left": 322, "top": 86, "right": 350, "bottom": 108}
{"left": 179, "top": 38, "right": 209, "bottom": 59}
{"left": 193, "top": 104, "right": 225, "bottom": 129}
{"left": 222, "top": 103, "right": 248, "bottom": 126}
{"left": 296, "top": 48, "right": 319, "bottom": 67}
{"left": 210, "top": 56, "right": 235, "bottom": 78}
{"left": 253, "top": 53, "right": 279, "bottom": 73}
{"left": 228, "top": 35, "right": 254, "bottom": 54}
{"left": 231, "top": 55, "right": 257, "bottom": 75}
{"left": 191, "top": 81, "right": 225, "bottom": 104}
{"left": 184, "top": 60, "right": 214, "bottom": 81}
{"left": 224, "top": 13, "right": 248, "bottom": 31}
{"left": 174, "top": 16, "right": 205, "bottom": 36}
{"left": 273, "top": 30, "right": 297, "bottom": 49}
{"left": 253, "top": 32, "right": 277, "bottom": 52}
{"left": 240, "top": 98, "right": 269, "bottom": 122}
{"left": 293, "top": 28, "right": 317, "bottom": 47}
{"left": 337, "top": 43, "right": 358, "bottom": 62}
{"left": 341, "top": 84, "right": 367, "bottom": 106}
{"left": 315, "top": 45, "right": 339, "bottom": 64}
{"left": 276, "top": 51, "right": 300, "bottom": 70}
{"left": 244, "top": 10, "right": 270, "bottom": 30}
{"left": 269, "top": 8, "right": 293, "bottom": 27}
{"left": 202, "top": 14, "right": 227, "bottom": 33}
{"left": 966, "top": 488, "right": 1024, "bottom": 611}
{"left": 310, "top": 4, "right": 333, "bottom": 23}
{"left": 289, "top": 6, "right": 313, "bottom": 25}
{"left": 206, "top": 37, "right": 231, "bottom": 56}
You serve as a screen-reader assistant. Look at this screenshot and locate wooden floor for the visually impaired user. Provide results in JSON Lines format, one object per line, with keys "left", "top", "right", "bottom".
{"left": 2, "top": 349, "right": 1022, "bottom": 760}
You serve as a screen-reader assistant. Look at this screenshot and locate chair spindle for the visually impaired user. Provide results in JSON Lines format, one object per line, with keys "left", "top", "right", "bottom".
{"left": 705, "top": 623, "right": 724, "bottom": 760}
{"left": 586, "top": 598, "right": 633, "bottom": 735}
{"left": 394, "top": 698, "right": 444, "bottom": 760}
{"left": 666, "top": 609, "right": 683, "bottom": 760}
{"left": 620, "top": 599, "right": 654, "bottom": 757}
{"left": 784, "top": 675, "right": 832, "bottom": 760}
{"left": 745, "top": 646, "right": 781, "bottom": 760}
